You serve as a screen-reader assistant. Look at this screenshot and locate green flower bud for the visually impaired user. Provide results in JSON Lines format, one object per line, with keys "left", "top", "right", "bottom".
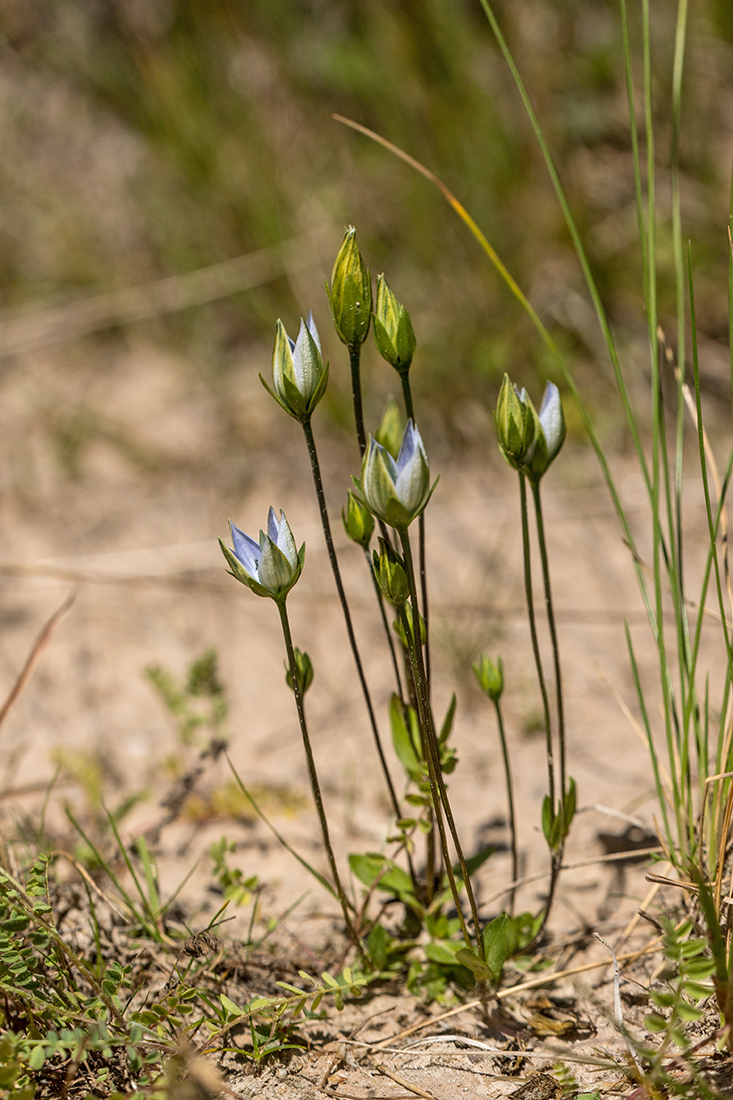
{"left": 285, "top": 647, "right": 314, "bottom": 695}
{"left": 342, "top": 490, "right": 374, "bottom": 549}
{"left": 392, "top": 602, "right": 426, "bottom": 649}
{"left": 326, "top": 227, "right": 372, "bottom": 349}
{"left": 375, "top": 395, "right": 403, "bottom": 458}
{"left": 373, "top": 274, "right": 416, "bottom": 374}
{"left": 373, "top": 537, "right": 410, "bottom": 606}
{"left": 494, "top": 374, "right": 536, "bottom": 471}
{"left": 473, "top": 654, "right": 504, "bottom": 702}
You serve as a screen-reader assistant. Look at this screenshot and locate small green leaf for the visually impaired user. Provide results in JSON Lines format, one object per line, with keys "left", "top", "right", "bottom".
{"left": 424, "top": 941, "right": 462, "bottom": 965}
{"left": 348, "top": 853, "right": 421, "bottom": 911}
{"left": 455, "top": 947, "right": 491, "bottom": 980}
{"left": 483, "top": 913, "right": 509, "bottom": 980}
{"left": 389, "top": 696, "right": 423, "bottom": 782}
{"left": 541, "top": 795, "right": 554, "bottom": 846}
{"left": 219, "top": 993, "right": 242, "bottom": 1019}
{"left": 367, "top": 923, "right": 392, "bottom": 971}
{"left": 675, "top": 1000, "right": 704, "bottom": 1022}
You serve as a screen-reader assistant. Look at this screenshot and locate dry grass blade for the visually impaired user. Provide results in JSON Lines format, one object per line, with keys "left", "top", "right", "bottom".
{"left": 0, "top": 590, "right": 76, "bottom": 731}
{"left": 374, "top": 1064, "right": 440, "bottom": 1100}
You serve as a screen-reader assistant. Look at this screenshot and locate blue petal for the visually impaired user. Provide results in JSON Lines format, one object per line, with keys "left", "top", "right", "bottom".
{"left": 305, "top": 310, "right": 322, "bottom": 352}
{"left": 230, "top": 521, "right": 260, "bottom": 576}
{"left": 267, "top": 506, "right": 281, "bottom": 544}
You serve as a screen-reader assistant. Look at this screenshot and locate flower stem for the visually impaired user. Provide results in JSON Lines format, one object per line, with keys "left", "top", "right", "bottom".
{"left": 301, "top": 418, "right": 404, "bottom": 831}
{"left": 531, "top": 480, "right": 567, "bottom": 813}
{"left": 519, "top": 473, "right": 561, "bottom": 933}
{"left": 492, "top": 697, "right": 518, "bottom": 914}
{"left": 276, "top": 599, "right": 362, "bottom": 955}
{"left": 349, "top": 345, "right": 367, "bottom": 458}
{"left": 396, "top": 603, "right": 467, "bottom": 939}
{"left": 399, "top": 372, "right": 431, "bottom": 684}
{"left": 364, "top": 546, "right": 404, "bottom": 699}
{"left": 399, "top": 528, "right": 485, "bottom": 959}
{"left": 519, "top": 473, "right": 555, "bottom": 808}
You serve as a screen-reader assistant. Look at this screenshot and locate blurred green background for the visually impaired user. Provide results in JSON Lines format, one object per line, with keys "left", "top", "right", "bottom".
{"left": 1, "top": 0, "right": 733, "bottom": 447}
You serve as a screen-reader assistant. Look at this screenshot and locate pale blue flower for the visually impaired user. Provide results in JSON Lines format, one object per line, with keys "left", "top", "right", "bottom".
{"left": 262, "top": 312, "right": 329, "bottom": 421}
{"left": 356, "top": 420, "right": 436, "bottom": 528}
{"left": 220, "top": 507, "right": 305, "bottom": 600}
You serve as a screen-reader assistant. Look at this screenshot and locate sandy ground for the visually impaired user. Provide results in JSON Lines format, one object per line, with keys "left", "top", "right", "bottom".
{"left": 0, "top": 335, "right": 728, "bottom": 1096}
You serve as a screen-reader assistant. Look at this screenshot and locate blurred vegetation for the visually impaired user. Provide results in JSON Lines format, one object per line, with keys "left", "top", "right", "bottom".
{"left": 0, "top": 0, "right": 732, "bottom": 443}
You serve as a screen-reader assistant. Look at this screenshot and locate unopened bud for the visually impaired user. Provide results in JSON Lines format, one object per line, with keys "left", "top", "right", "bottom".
{"left": 285, "top": 648, "right": 314, "bottom": 695}
{"left": 494, "top": 374, "right": 536, "bottom": 471}
{"left": 373, "top": 274, "right": 416, "bottom": 374}
{"left": 342, "top": 490, "right": 374, "bottom": 549}
{"left": 326, "top": 227, "right": 372, "bottom": 349}
{"left": 373, "top": 538, "right": 409, "bottom": 606}
{"left": 473, "top": 654, "right": 504, "bottom": 702}
{"left": 375, "top": 395, "right": 403, "bottom": 459}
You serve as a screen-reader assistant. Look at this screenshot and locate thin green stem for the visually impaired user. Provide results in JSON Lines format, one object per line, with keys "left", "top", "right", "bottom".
{"left": 519, "top": 474, "right": 561, "bottom": 931}
{"left": 492, "top": 698, "right": 518, "bottom": 914}
{"left": 520, "top": 475, "right": 554, "bottom": 809}
{"left": 277, "top": 599, "right": 363, "bottom": 956}
{"left": 399, "top": 371, "right": 431, "bottom": 685}
{"left": 349, "top": 344, "right": 367, "bottom": 458}
{"left": 396, "top": 601, "right": 469, "bottom": 947}
{"left": 399, "top": 528, "right": 485, "bottom": 958}
{"left": 530, "top": 480, "right": 567, "bottom": 808}
{"left": 302, "top": 417, "right": 403, "bottom": 826}
{"left": 364, "top": 546, "right": 404, "bottom": 699}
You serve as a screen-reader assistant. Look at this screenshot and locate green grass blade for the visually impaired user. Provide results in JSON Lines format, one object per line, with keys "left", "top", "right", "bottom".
{"left": 226, "top": 755, "right": 338, "bottom": 902}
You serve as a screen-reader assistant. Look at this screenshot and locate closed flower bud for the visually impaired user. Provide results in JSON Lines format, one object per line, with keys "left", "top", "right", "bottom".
{"left": 262, "top": 313, "right": 328, "bottom": 422}
{"left": 326, "top": 227, "right": 372, "bottom": 349}
{"left": 473, "top": 654, "right": 504, "bottom": 702}
{"left": 285, "top": 647, "right": 314, "bottom": 695}
{"left": 373, "top": 537, "right": 409, "bottom": 606}
{"left": 523, "top": 382, "right": 566, "bottom": 482}
{"left": 342, "top": 490, "right": 374, "bottom": 549}
{"left": 494, "top": 374, "right": 536, "bottom": 471}
{"left": 373, "top": 274, "right": 416, "bottom": 374}
{"left": 375, "top": 395, "right": 403, "bottom": 458}
{"left": 219, "top": 508, "right": 305, "bottom": 602}
{"left": 355, "top": 420, "right": 436, "bottom": 529}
